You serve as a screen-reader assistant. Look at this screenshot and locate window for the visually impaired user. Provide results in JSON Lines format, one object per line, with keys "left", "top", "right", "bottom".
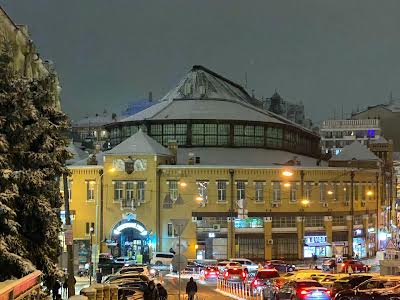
{"left": 305, "top": 216, "right": 324, "bottom": 227}
{"left": 319, "top": 182, "right": 326, "bottom": 202}
{"left": 114, "top": 181, "right": 123, "bottom": 201}
{"left": 168, "top": 180, "right": 178, "bottom": 201}
{"left": 255, "top": 182, "right": 264, "bottom": 202}
{"left": 343, "top": 183, "right": 350, "bottom": 202}
{"left": 137, "top": 181, "right": 145, "bottom": 202}
{"left": 354, "top": 182, "right": 359, "bottom": 201}
{"left": 304, "top": 182, "right": 312, "bottom": 200}
{"left": 167, "top": 223, "right": 173, "bottom": 237}
{"left": 290, "top": 182, "right": 297, "bottom": 203}
{"left": 126, "top": 181, "right": 135, "bottom": 200}
{"left": 86, "top": 181, "right": 95, "bottom": 201}
{"left": 85, "top": 222, "right": 95, "bottom": 235}
{"left": 354, "top": 215, "right": 362, "bottom": 225}
{"left": 272, "top": 216, "right": 296, "bottom": 228}
{"left": 272, "top": 181, "right": 281, "bottom": 203}
{"left": 197, "top": 181, "right": 209, "bottom": 203}
{"left": 217, "top": 181, "right": 227, "bottom": 202}
{"left": 237, "top": 181, "right": 246, "bottom": 201}
{"left": 333, "top": 216, "right": 345, "bottom": 226}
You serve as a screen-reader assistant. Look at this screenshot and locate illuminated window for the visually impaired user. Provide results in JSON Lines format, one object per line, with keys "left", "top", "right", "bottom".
{"left": 168, "top": 180, "right": 178, "bottom": 201}
{"left": 197, "top": 181, "right": 209, "bottom": 203}
{"left": 86, "top": 180, "right": 95, "bottom": 202}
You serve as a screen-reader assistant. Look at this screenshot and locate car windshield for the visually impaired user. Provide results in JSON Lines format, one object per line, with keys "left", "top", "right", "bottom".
{"left": 120, "top": 268, "right": 144, "bottom": 274}
{"left": 257, "top": 270, "right": 280, "bottom": 279}
{"left": 297, "top": 281, "right": 322, "bottom": 288}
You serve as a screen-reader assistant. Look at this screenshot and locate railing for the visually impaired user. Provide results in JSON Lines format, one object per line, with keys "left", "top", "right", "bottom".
{"left": 120, "top": 199, "right": 135, "bottom": 210}
{"left": 216, "top": 279, "right": 272, "bottom": 300}
{"left": 321, "top": 119, "right": 380, "bottom": 129}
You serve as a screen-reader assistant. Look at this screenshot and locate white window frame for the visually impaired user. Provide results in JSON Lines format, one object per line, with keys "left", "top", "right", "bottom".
{"left": 217, "top": 181, "right": 227, "bottom": 203}
{"left": 255, "top": 182, "right": 264, "bottom": 203}
{"left": 289, "top": 182, "right": 297, "bottom": 203}
{"left": 86, "top": 180, "right": 95, "bottom": 202}
{"left": 319, "top": 182, "right": 326, "bottom": 202}
{"left": 113, "top": 181, "right": 124, "bottom": 202}
{"left": 236, "top": 181, "right": 246, "bottom": 201}
{"left": 272, "top": 181, "right": 281, "bottom": 203}
{"left": 168, "top": 180, "right": 178, "bottom": 201}
{"left": 137, "top": 181, "right": 145, "bottom": 202}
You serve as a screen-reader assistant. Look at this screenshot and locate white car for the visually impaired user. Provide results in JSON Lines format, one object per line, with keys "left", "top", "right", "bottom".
{"left": 217, "top": 261, "right": 242, "bottom": 273}
{"left": 229, "top": 258, "right": 259, "bottom": 272}
{"left": 150, "top": 252, "right": 174, "bottom": 266}
{"left": 114, "top": 256, "right": 136, "bottom": 266}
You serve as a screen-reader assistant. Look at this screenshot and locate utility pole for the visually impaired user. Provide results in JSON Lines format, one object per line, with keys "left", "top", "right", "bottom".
{"left": 63, "top": 173, "right": 75, "bottom": 297}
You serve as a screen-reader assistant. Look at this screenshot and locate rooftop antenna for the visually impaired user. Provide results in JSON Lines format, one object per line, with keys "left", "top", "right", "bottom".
{"left": 244, "top": 72, "right": 248, "bottom": 89}
{"left": 389, "top": 91, "right": 393, "bottom": 104}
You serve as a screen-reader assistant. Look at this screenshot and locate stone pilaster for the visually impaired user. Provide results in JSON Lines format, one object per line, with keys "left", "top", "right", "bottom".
{"left": 346, "top": 215, "right": 353, "bottom": 257}
{"left": 324, "top": 216, "right": 333, "bottom": 257}
{"left": 227, "top": 217, "right": 235, "bottom": 258}
{"left": 296, "top": 216, "right": 304, "bottom": 260}
{"left": 264, "top": 217, "right": 272, "bottom": 260}
{"left": 362, "top": 214, "right": 369, "bottom": 257}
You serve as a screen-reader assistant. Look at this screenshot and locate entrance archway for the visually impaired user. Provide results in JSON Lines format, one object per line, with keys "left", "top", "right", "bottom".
{"left": 111, "top": 219, "right": 149, "bottom": 259}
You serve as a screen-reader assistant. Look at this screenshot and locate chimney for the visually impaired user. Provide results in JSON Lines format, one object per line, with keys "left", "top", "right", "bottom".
{"left": 149, "top": 91, "right": 153, "bottom": 102}
{"left": 167, "top": 140, "right": 178, "bottom": 165}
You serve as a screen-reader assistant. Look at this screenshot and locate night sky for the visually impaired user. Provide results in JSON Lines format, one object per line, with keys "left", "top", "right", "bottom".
{"left": 2, "top": 0, "right": 400, "bottom": 123}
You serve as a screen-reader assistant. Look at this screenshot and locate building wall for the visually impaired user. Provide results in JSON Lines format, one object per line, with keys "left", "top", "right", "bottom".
{"left": 65, "top": 159, "right": 382, "bottom": 261}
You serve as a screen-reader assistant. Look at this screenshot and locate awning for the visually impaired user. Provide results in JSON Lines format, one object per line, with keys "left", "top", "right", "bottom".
{"left": 304, "top": 243, "right": 332, "bottom": 247}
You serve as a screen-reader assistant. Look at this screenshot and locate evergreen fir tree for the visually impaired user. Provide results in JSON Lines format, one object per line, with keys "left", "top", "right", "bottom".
{"left": 0, "top": 51, "right": 71, "bottom": 287}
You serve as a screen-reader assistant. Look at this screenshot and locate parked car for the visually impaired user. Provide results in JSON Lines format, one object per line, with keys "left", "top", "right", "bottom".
{"left": 223, "top": 267, "right": 247, "bottom": 283}
{"left": 217, "top": 261, "right": 242, "bottom": 273}
{"left": 275, "top": 280, "right": 331, "bottom": 299}
{"left": 322, "top": 258, "right": 337, "bottom": 272}
{"left": 150, "top": 252, "right": 174, "bottom": 266}
{"left": 339, "top": 259, "right": 370, "bottom": 273}
{"left": 98, "top": 256, "right": 117, "bottom": 275}
{"left": 203, "top": 266, "right": 219, "bottom": 281}
{"left": 334, "top": 277, "right": 400, "bottom": 300}
{"left": 331, "top": 275, "right": 375, "bottom": 297}
{"left": 114, "top": 256, "right": 136, "bottom": 267}
{"left": 230, "top": 258, "right": 259, "bottom": 272}
{"left": 103, "top": 273, "right": 150, "bottom": 284}
{"left": 117, "top": 265, "right": 150, "bottom": 277}
{"left": 250, "top": 268, "right": 280, "bottom": 295}
{"left": 362, "top": 286, "right": 400, "bottom": 300}
{"left": 265, "top": 260, "right": 296, "bottom": 272}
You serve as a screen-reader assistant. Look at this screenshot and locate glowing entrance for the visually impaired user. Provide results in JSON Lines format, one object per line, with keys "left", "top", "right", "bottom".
{"left": 110, "top": 219, "right": 149, "bottom": 260}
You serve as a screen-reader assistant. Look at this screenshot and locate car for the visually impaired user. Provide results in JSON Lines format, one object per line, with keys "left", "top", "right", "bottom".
{"left": 98, "top": 256, "right": 117, "bottom": 275}
{"left": 229, "top": 258, "right": 259, "bottom": 273}
{"left": 275, "top": 279, "right": 331, "bottom": 299}
{"left": 334, "top": 277, "right": 400, "bottom": 300}
{"left": 282, "top": 270, "right": 324, "bottom": 280}
{"left": 117, "top": 265, "right": 150, "bottom": 277}
{"left": 222, "top": 267, "right": 248, "bottom": 283}
{"left": 265, "top": 260, "right": 296, "bottom": 272}
{"left": 322, "top": 259, "right": 338, "bottom": 272}
{"left": 363, "top": 286, "right": 400, "bottom": 300}
{"left": 339, "top": 259, "right": 370, "bottom": 273}
{"left": 103, "top": 273, "right": 150, "bottom": 284}
{"left": 150, "top": 252, "right": 174, "bottom": 266}
{"left": 203, "top": 266, "right": 220, "bottom": 281}
{"left": 217, "top": 261, "right": 242, "bottom": 273}
{"left": 331, "top": 275, "right": 375, "bottom": 297}
{"left": 250, "top": 268, "right": 280, "bottom": 295}
{"left": 114, "top": 256, "right": 136, "bottom": 267}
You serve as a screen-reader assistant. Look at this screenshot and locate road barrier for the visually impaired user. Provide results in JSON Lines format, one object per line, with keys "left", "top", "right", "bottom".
{"left": 216, "top": 279, "right": 270, "bottom": 300}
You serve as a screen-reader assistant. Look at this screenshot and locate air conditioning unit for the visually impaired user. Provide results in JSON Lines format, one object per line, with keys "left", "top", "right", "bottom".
{"left": 322, "top": 203, "right": 328, "bottom": 208}
{"left": 272, "top": 203, "right": 280, "bottom": 208}
{"left": 212, "top": 224, "right": 221, "bottom": 231}
{"left": 267, "top": 239, "right": 273, "bottom": 245}
{"left": 192, "top": 217, "right": 198, "bottom": 222}
{"left": 345, "top": 201, "right": 350, "bottom": 206}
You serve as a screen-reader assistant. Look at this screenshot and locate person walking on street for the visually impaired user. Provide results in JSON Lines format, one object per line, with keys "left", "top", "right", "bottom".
{"left": 96, "top": 268, "right": 103, "bottom": 283}
{"left": 144, "top": 280, "right": 159, "bottom": 300}
{"left": 186, "top": 277, "right": 197, "bottom": 300}
{"left": 157, "top": 283, "right": 168, "bottom": 300}
{"left": 52, "top": 280, "right": 61, "bottom": 300}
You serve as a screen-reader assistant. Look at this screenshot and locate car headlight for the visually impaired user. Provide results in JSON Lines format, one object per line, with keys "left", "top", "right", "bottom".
{"left": 124, "top": 263, "right": 129, "bottom": 266}
{"left": 292, "top": 265, "right": 295, "bottom": 268}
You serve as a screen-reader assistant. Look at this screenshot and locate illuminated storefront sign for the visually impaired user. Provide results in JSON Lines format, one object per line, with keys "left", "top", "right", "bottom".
{"left": 305, "top": 236, "right": 327, "bottom": 244}
{"left": 113, "top": 222, "right": 147, "bottom": 236}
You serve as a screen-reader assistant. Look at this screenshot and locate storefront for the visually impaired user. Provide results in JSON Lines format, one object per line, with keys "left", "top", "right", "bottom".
{"left": 353, "top": 229, "right": 366, "bottom": 258}
{"left": 304, "top": 235, "right": 331, "bottom": 258}
{"left": 332, "top": 231, "right": 348, "bottom": 257}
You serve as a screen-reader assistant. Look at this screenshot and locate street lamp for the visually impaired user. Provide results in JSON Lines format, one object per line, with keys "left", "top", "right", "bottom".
{"left": 282, "top": 170, "right": 294, "bottom": 177}
{"left": 300, "top": 199, "right": 309, "bottom": 260}
{"left": 179, "top": 182, "right": 187, "bottom": 187}
{"left": 283, "top": 182, "right": 291, "bottom": 188}
{"left": 89, "top": 226, "right": 94, "bottom": 285}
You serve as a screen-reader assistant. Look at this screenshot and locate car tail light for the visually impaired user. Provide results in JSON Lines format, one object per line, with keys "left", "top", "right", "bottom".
{"left": 325, "top": 290, "right": 331, "bottom": 296}
{"left": 224, "top": 271, "right": 229, "bottom": 278}
{"left": 254, "top": 279, "right": 259, "bottom": 286}
{"left": 205, "top": 271, "right": 208, "bottom": 275}
{"left": 242, "top": 272, "right": 246, "bottom": 278}
{"left": 341, "top": 263, "right": 345, "bottom": 267}
{"left": 300, "top": 290, "right": 308, "bottom": 295}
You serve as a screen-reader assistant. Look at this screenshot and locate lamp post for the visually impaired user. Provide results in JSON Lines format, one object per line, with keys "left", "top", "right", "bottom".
{"left": 300, "top": 199, "right": 309, "bottom": 260}
{"left": 349, "top": 170, "right": 355, "bottom": 258}
{"left": 89, "top": 226, "right": 94, "bottom": 285}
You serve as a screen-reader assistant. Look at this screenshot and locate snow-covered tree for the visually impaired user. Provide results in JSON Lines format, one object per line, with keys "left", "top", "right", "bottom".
{"left": 0, "top": 51, "right": 71, "bottom": 287}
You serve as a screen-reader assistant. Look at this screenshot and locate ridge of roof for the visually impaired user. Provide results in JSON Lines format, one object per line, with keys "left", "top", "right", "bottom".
{"left": 105, "top": 129, "right": 172, "bottom": 156}
{"left": 329, "top": 141, "right": 380, "bottom": 162}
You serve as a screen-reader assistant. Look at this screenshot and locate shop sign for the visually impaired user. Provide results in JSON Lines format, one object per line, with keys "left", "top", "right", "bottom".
{"left": 305, "top": 236, "right": 327, "bottom": 244}
{"left": 113, "top": 222, "right": 147, "bottom": 236}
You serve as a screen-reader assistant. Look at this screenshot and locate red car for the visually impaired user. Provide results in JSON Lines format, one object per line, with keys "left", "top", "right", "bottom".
{"left": 223, "top": 267, "right": 247, "bottom": 282}
{"left": 203, "top": 266, "right": 219, "bottom": 281}
{"left": 339, "top": 259, "right": 370, "bottom": 273}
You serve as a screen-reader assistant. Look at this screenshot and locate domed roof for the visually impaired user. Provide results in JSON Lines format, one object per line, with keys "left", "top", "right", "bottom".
{"left": 118, "top": 65, "right": 313, "bottom": 133}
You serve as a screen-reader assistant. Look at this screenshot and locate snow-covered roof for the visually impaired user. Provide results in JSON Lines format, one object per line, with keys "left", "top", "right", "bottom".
{"left": 369, "top": 136, "right": 389, "bottom": 144}
{"left": 72, "top": 151, "right": 105, "bottom": 166}
{"left": 73, "top": 114, "right": 119, "bottom": 127}
{"left": 106, "top": 129, "right": 172, "bottom": 156}
{"left": 116, "top": 65, "right": 316, "bottom": 135}
{"left": 329, "top": 141, "right": 380, "bottom": 162}
{"left": 66, "top": 142, "right": 89, "bottom": 165}
{"left": 176, "top": 147, "right": 325, "bottom": 167}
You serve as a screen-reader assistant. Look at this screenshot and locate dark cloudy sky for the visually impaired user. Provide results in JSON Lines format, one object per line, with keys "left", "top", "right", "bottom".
{"left": 2, "top": 1, "right": 400, "bottom": 123}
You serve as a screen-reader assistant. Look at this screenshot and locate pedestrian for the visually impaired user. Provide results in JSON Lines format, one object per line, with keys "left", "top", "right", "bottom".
{"left": 96, "top": 268, "right": 103, "bottom": 283}
{"left": 62, "top": 277, "right": 68, "bottom": 298}
{"left": 52, "top": 280, "right": 61, "bottom": 300}
{"left": 186, "top": 277, "right": 197, "bottom": 300}
{"left": 157, "top": 283, "right": 168, "bottom": 300}
{"left": 144, "top": 280, "right": 159, "bottom": 300}
{"left": 312, "top": 253, "right": 318, "bottom": 268}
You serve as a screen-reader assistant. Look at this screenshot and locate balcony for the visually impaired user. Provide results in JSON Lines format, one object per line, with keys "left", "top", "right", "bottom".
{"left": 120, "top": 198, "right": 136, "bottom": 210}
{"left": 321, "top": 119, "right": 380, "bottom": 130}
